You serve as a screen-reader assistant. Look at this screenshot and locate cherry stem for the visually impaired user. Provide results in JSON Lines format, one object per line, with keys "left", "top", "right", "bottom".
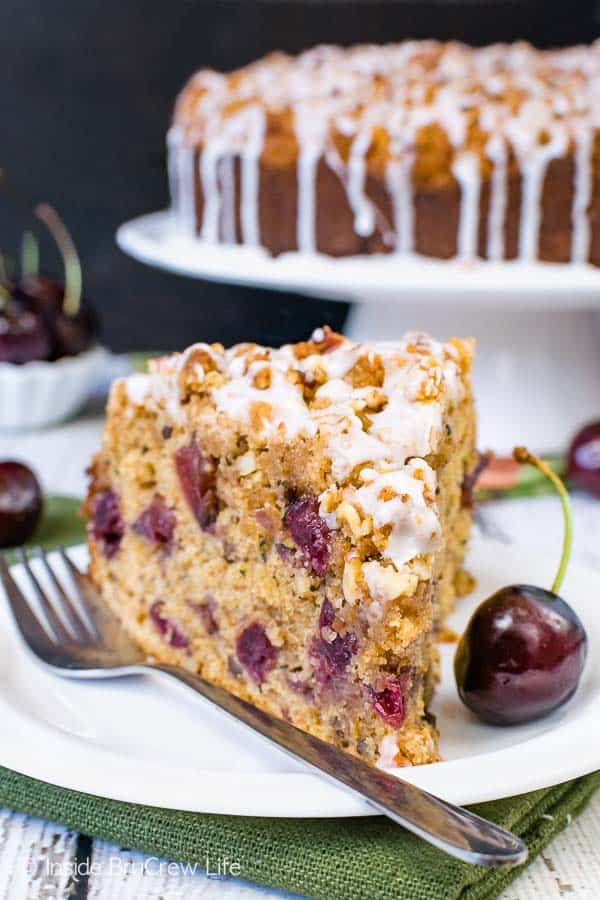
{"left": 34, "top": 204, "right": 81, "bottom": 316}
{"left": 513, "top": 446, "right": 572, "bottom": 595}
{"left": 21, "top": 231, "right": 39, "bottom": 278}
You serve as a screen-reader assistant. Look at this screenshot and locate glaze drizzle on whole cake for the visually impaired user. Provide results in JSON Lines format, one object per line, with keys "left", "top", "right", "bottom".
{"left": 169, "top": 41, "right": 600, "bottom": 263}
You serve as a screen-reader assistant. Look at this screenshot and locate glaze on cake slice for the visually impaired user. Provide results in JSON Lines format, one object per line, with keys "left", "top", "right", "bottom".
{"left": 85, "top": 327, "right": 476, "bottom": 767}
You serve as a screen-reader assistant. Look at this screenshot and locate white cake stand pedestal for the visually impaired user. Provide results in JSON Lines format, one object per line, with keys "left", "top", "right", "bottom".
{"left": 117, "top": 211, "right": 600, "bottom": 454}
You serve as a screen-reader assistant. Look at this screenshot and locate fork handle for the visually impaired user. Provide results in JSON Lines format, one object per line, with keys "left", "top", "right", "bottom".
{"left": 149, "top": 663, "right": 527, "bottom": 867}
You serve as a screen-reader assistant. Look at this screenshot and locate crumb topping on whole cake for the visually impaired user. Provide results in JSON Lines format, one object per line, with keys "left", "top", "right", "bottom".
{"left": 170, "top": 41, "right": 600, "bottom": 262}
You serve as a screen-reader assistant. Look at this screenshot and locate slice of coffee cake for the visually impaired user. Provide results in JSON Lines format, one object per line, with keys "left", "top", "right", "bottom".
{"left": 86, "top": 327, "right": 476, "bottom": 767}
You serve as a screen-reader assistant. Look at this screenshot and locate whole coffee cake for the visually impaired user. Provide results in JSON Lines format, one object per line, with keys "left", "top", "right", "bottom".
{"left": 169, "top": 41, "right": 600, "bottom": 264}
{"left": 86, "top": 328, "right": 476, "bottom": 767}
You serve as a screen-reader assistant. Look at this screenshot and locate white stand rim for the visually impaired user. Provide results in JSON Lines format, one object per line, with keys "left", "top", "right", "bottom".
{"left": 117, "top": 210, "right": 600, "bottom": 308}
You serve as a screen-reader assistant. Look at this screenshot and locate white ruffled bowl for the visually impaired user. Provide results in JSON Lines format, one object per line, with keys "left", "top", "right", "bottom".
{"left": 0, "top": 346, "right": 109, "bottom": 430}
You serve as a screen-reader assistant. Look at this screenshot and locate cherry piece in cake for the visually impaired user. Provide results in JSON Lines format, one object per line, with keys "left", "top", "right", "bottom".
{"left": 369, "top": 675, "right": 408, "bottom": 728}
{"left": 189, "top": 595, "right": 219, "bottom": 634}
{"left": 132, "top": 495, "right": 176, "bottom": 551}
{"left": 149, "top": 601, "right": 189, "bottom": 649}
{"left": 174, "top": 440, "right": 218, "bottom": 531}
{"left": 283, "top": 494, "right": 330, "bottom": 576}
{"left": 311, "top": 600, "right": 358, "bottom": 686}
{"left": 90, "top": 490, "right": 124, "bottom": 558}
{"left": 236, "top": 623, "right": 278, "bottom": 683}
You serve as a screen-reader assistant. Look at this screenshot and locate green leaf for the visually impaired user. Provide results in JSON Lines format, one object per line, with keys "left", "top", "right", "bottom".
{"left": 2, "top": 495, "right": 85, "bottom": 565}
{"left": 475, "top": 455, "right": 568, "bottom": 502}
{"left": 129, "top": 352, "right": 165, "bottom": 373}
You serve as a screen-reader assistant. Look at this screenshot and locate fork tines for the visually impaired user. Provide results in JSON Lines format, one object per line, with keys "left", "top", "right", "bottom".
{"left": 0, "top": 547, "right": 97, "bottom": 644}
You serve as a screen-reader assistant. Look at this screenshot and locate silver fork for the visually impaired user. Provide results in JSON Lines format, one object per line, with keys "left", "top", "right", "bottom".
{"left": 0, "top": 547, "right": 527, "bottom": 868}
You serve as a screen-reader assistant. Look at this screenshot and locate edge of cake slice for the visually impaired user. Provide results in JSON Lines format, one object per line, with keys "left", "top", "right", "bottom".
{"left": 85, "top": 326, "right": 476, "bottom": 768}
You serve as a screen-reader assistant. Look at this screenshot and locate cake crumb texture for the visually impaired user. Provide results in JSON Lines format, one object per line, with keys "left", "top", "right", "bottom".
{"left": 86, "top": 327, "right": 476, "bottom": 767}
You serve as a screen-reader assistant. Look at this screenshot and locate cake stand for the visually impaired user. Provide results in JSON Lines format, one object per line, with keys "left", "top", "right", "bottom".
{"left": 117, "top": 210, "right": 600, "bottom": 453}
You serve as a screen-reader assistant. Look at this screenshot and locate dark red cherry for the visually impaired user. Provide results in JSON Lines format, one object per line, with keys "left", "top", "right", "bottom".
{"left": 30, "top": 204, "right": 98, "bottom": 359}
{"left": 17, "top": 274, "right": 65, "bottom": 311}
{"left": 16, "top": 280, "right": 98, "bottom": 359}
{"left": 455, "top": 585, "right": 587, "bottom": 725}
{"left": 53, "top": 306, "right": 97, "bottom": 357}
{"left": 18, "top": 233, "right": 62, "bottom": 310}
{"left": 455, "top": 448, "right": 587, "bottom": 726}
{"left": 0, "top": 462, "right": 43, "bottom": 547}
{"left": 567, "top": 422, "right": 600, "bottom": 497}
{"left": 0, "top": 302, "right": 52, "bottom": 364}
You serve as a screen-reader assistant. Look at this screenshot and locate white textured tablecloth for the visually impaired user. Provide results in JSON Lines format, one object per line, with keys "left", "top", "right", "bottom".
{"left": 0, "top": 410, "right": 599, "bottom": 899}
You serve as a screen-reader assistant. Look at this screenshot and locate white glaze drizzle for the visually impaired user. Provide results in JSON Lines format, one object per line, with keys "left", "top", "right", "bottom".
{"left": 167, "top": 126, "right": 196, "bottom": 235}
{"left": 294, "top": 103, "right": 329, "bottom": 252}
{"left": 485, "top": 133, "right": 508, "bottom": 261}
{"left": 199, "top": 140, "right": 223, "bottom": 243}
{"left": 173, "top": 41, "right": 600, "bottom": 263}
{"left": 240, "top": 106, "right": 265, "bottom": 247}
{"left": 166, "top": 127, "right": 180, "bottom": 225}
{"left": 346, "top": 127, "right": 376, "bottom": 237}
{"left": 219, "top": 155, "right": 237, "bottom": 244}
{"left": 572, "top": 123, "right": 593, "bottom": 263}
{"left": 386, "top": 153, "right": 415, "bottom": 254}
{"left": 505, "top": 103, "right": 569, "bottom": 261}
{"left": 352, "top": 461, "right": 441, "bottom": 568}
{"left": 518, "top": 140, "right": 568, "bottom": 261}
{"left": 452, "top": 152, "right": 481, "bottom": 261}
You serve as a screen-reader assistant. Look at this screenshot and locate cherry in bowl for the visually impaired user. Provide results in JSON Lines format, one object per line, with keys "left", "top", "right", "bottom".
{"left": 0, "top": 300, "right": 51, "bottom": 365}
{"left": 455, "top": 448, "right": 587, "bottom": 726}
{"left": 18, "top": 206, "right": 98, "bottom": 360}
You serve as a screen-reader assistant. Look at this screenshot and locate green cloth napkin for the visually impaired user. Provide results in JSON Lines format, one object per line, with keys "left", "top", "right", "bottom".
{"left": 1, "top": 497, "right": 599, "bottom": 900}
{"left": 2, "top": 495, "right": 85, "bottom": 565}
{"left": 0, "top": 767, "right": 598, "bottom": 900}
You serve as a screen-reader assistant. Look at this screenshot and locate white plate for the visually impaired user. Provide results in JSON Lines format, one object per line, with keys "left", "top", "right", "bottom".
{"left": 1, "top": 533, "right": 598, "bottom": 818}
{"left": 117, "top": 210, "right": 600, "bottom": 307}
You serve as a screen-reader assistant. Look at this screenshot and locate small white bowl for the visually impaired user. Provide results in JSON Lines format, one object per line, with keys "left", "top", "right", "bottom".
{"left": 0, "top": 346, "right": 110, "bottom": 430}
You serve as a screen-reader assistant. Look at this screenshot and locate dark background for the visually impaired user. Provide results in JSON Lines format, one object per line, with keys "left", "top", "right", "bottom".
{"left": 1, "top": 1, "right": 598, "bottom": 351}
